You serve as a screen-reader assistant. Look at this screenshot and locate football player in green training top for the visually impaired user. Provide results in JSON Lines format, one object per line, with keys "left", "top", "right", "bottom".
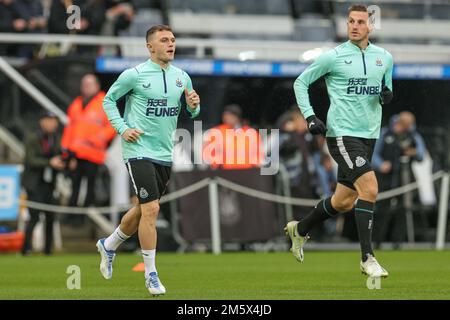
{"left": 96, "top": 25, "right": 200, "bottom": 296}
{"left": 285, "top": 4, "right": 393, "bottom": 278}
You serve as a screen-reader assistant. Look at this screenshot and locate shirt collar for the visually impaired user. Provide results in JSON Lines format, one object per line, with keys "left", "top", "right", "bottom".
{"left": 347, "top": 40, "right": 371, "bottom": 52}
{"left": 148, "top": 59, "right": 171, "bottom": 71}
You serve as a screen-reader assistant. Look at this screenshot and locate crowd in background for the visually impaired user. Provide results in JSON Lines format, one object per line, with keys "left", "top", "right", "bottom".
{"left": 0, "top": 0, "right": 151, "bottom": 58}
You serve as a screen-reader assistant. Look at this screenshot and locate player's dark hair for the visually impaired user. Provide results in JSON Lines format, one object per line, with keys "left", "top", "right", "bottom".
{"left": 146, "top": 25, "right": 173, "bottom": 42}
{"left": 347, "top": 4, "right": 373, "bottom": 17}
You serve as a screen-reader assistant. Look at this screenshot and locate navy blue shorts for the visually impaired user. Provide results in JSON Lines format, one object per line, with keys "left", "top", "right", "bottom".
{"left": 126, "top": 159, "right": 171, "bottom": 204}
{"left": 326, "top": 136, "right": 376, "bottom": 190}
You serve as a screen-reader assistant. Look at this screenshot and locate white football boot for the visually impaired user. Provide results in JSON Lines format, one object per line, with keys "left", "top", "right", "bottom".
{"left": 284, "top": 221, "right": 309, "bottom": 262}
{"left": 360, "top": 254, "right": 389, "bottom": 278}
{"left": 96, "top": 238, "right": 116, "bottom": 280}
{"left": 146, "top": 272, "right": 166, "bottom": 296}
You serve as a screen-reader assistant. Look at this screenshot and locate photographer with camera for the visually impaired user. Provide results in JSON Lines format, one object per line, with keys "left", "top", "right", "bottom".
{"left": 372, "top": 111, "right": 425, "bottom": 248}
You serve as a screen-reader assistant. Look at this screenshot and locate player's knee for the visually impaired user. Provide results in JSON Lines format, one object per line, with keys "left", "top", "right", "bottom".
{"left": 359, "top": 184, "right": 378, "bottom": 202}
{"left": 333, "top": 197, "right": 355, "bottom": 212}
{"left": 141, "top": 201, "right": 160, "bottom": 220}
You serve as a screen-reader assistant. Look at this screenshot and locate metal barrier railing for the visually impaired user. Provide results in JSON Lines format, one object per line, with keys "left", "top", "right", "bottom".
{"left": 19, "top": 170, "right": 449, "bottom": 254}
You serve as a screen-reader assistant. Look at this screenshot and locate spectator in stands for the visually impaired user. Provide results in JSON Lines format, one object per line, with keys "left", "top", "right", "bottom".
{"left": 0, "top": 0, "right": 26, "bottom": 35}
{"left": 103, "top": 0, "right": 135, "bottom": 36}
{"left": 0, "top": 0, "right": 46, "bottom": 58}
{"left": 313, "top": 135, "right": 337, "bottom": 197}
{"left": 61, "top": 73, "right": 116, "bottom": 221}
{"left": 0, "top": 0, "right": 46, "bottom": 34}
{"left": 276, "top": 107, "right": 339, "bottom": 239}
{"left": 15, "top": 0, "right": 47, "bottom": 32}
{"left": 49, "top": 0, "right": 105, "bottom": 35}
{"left": 372, "top": 111, "right": 426, "bottom": 248}
{"left": 80, "top": 0, "right": 106, "bottom": 35}
{"left": 290, "top": 107, "right": 336, "bottom": 197}
{"left": 48, "top": 0, "right": 71, "bottom": 34}
{"left": 48, "top": 0, "right": 106, "bottom": 56}
{"left": 275, "top": 108, "right": 318, "bottom": 219}
{"left": 96, "top": 0, "right": 135, "bottom": 56}
{"left": 22, "top": 111, "right": 63, "bottom": 256}
{"left": 203, "top": 104, "right": 264, "bottom": 170}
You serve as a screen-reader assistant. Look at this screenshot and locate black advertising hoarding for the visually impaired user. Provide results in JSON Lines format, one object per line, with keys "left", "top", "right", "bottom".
{"left": 173, "top": 169, "right": 280, "bottom": 243}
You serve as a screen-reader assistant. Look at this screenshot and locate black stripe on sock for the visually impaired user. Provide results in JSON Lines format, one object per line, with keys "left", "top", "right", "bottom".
{"left": 297, "top": 197, "right": 338, "bottom": 236}
{"left": 323, "top": 197, "right": 339, "bottom": 217}
{"left": 355, "top": 199, "right": 374, "bottom": 214}
{"left": 116, "top": 232, "right": 127, "bottom": 241}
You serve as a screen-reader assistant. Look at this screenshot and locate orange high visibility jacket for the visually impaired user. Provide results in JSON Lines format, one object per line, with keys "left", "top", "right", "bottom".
{"left": 61, "top": 91, "right": 116, "bottom": 164}
{"left": 203, "top": 124, "right": 264, "bottom": 169}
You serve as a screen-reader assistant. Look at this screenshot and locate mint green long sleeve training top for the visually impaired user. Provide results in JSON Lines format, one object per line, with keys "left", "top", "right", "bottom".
{"left": 103, "top": 59, "right": 200, "bottom": 165}
{"left": 294, "top": 40, "right": 393, "bottom": 139}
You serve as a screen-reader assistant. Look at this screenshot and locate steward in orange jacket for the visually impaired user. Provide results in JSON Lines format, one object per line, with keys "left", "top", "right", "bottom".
{"left": 61, "top": 74, "right": 116, "bottom": 212}
{"left": 203, "top": 104, "right": 264, "bottom": 169}
{"left": 61, "top": 89, "right": 116, "bottom": 164}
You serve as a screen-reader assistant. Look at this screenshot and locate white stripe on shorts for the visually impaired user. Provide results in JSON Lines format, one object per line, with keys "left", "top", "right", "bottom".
{"left": 336, "top": 137, "right": 354, "bottom": 169}
{"left": 126, "top": 162, "right": 138, "bottom": 195}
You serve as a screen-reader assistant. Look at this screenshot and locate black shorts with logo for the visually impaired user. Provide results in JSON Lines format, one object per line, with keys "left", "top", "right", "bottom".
{"left": 326, "top": 136, "right": 376, "bottom": 190}
{"left": 126, "top": 158, "right": 171, "bottom": 204}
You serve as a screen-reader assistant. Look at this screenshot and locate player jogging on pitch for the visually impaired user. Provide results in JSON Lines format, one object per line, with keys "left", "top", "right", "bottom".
{"left": 285, "top": 4, "right": 393, "bottom": 278}
{"left": 96, "top": 25, "right": 200, "bottom": 296}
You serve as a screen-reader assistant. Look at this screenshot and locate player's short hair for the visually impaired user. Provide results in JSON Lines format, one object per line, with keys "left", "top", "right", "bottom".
{"left": 146, "top": 25, "right": 173, "bottom": 42}
{"left": 347, "top": 4, "right": 373, "bottom": 17}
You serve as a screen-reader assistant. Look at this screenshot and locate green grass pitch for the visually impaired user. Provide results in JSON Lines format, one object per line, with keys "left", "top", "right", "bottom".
{"left": 1, "top": 251, "right": 450, "bottom": 299}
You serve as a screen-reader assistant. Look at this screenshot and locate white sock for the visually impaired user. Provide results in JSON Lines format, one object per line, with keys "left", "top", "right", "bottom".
{"left": 142, "top": 249, "right": 157, "bottom": 275}
{"left": 104, "top": 227, "right": 130, "bottom": 251}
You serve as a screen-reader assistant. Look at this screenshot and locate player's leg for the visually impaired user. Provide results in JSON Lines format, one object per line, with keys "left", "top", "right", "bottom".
{"left": 101, "top": 205, "right": 140, "bottom": 250}
{"left": 353, "top": 171, "right": 388, "bottom": 277}
{"left": 96, "top": 162, "right": 141, "bottom": 279}
{"left": 353, "top": 171, "right": 378, "bottom": 260}
{"left": 327, "top": 137, "right": 376, "bottom": 260}
{"left": 293, "top": 183, "right": 357, "bottom": 237}
{"left": 330, "top": 183, "right": 358, "bottom": 212}
{"left": 139, "top": 199, "right": 166, "bottom": 296}
{"left": 136, "top": 161, "right": 170, "bottom": 295}
{"left": 285, "top": 183, "right": 356, "bottom": 262}
{"left": 118, "top": 205, "right": 142, "bottom": 235}
{"left": 285, "top": 137, "right": 359, "bottom": 262}
{"left": 346, "top": 136, "right": 389, "bottom": 277}
{"left": 138, "top": 199, "right": 159, "bottom": 269}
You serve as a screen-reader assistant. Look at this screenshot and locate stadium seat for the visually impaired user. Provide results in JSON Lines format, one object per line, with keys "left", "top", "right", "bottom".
{"left": 292, "top": 16, "right": 334, "bottom": 42}
{"left": 119, "top": 9, "right": 163, "bottom": 37}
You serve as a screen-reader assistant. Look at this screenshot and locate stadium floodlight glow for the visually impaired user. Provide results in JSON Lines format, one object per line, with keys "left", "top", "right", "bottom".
{"left": 299, "top": 48, "right": 324, "bottom": 62}
{"left": 238, "top": 51, "right": 256, "bottom": 61}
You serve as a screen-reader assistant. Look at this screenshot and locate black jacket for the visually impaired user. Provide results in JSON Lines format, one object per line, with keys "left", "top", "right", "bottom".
{"left": 22, "top": 128, "right": 62, "bottom": 193}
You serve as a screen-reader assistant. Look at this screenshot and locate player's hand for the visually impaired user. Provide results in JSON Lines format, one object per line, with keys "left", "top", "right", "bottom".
{"left": 306, "top": 115, "right": 327, "bottom": 135}
{"left": 184, "top": 88, "right": 200, "bottom": 109}
{"left": 122, "top": 128, "right": 144, "bottom": 143}
{"left": 380, "top": 86, "right": 393, "bottom": 105}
